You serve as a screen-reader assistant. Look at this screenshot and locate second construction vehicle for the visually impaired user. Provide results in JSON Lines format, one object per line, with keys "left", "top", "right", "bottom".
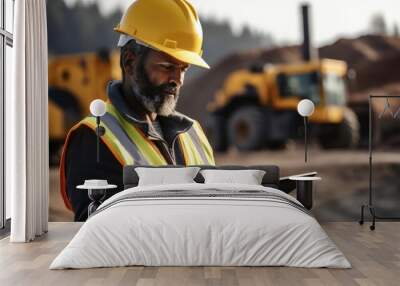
{"left": 207, "top": 58, "right": 360, "bottom": 151}
{"left": 48, "top": 50, "right": 121, "bottom": 163}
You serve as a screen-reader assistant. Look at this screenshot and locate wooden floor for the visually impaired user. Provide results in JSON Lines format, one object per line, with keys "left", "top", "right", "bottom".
{"left": 0, "top": 222, "right": 399, "bottom": 286}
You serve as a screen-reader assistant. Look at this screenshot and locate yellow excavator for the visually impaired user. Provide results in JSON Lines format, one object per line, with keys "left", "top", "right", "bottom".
{"left": 48, "top": 50, "right": 121, "bottom": 164}
{"left": 207, "top": 59, "right": 359, "bottom": 151}
{"left": 206, "top": 4, "right": 360, "bottom": 152}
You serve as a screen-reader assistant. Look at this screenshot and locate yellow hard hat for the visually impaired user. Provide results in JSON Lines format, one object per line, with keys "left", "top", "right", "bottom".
{"left": 115, "top": 0, "right": 209, "bottom": 69}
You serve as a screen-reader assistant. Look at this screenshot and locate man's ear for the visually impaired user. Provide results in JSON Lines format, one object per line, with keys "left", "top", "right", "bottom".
{"left": 122, "top": 50, "right": 136, "bottom": 76}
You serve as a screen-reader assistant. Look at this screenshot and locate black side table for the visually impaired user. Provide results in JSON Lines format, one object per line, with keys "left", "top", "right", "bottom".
{"left": 77, "top": 180, "right": 117, "bottom": 217}
{"left": 289, "top": 176, "right": 321, "bottom": 210}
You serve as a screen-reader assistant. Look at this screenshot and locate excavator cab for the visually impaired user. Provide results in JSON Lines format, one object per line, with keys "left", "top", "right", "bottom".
{"left": 277, "top": 71, "right": 321, "bottom": 104}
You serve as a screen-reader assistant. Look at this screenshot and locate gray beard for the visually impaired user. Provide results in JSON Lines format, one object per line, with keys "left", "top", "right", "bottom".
{"left": 132, "top": 86, "right": 178, "bottom": 117}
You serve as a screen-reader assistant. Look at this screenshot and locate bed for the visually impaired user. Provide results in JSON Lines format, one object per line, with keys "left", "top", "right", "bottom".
{"left": 50, "top": 165, "right": 351, "bottom": 269}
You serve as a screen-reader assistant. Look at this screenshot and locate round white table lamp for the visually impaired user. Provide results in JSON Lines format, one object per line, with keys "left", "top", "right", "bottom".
{"left": 297, "top": 99, "right": 315, "bottom": 117}
{"left": 297, "top": 99, "right": 315, "bottom": 162}
{"left": 90, "top": 99, "right": 106, "bottom": 117}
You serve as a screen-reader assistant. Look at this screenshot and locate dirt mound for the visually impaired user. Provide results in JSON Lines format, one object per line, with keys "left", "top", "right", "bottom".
{"left": 353, "top": 53, "right": 400, "bottom": 91}
{"left": 320, "top": 35, "right": 400, "bottom": 67}
{"left": 179, "top": 34, "right": 400, "bottom": 125}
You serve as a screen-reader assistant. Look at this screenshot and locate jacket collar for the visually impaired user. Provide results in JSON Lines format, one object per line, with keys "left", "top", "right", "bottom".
{"left": 107, "top": 80, "right": 193, "bottom": 143}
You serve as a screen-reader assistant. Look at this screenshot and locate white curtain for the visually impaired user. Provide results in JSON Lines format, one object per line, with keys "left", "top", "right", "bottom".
{"left": 8, "top": 0, "right": 49, "bottom": 242}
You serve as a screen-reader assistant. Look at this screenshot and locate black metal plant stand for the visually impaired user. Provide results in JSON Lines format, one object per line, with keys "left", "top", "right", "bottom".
{"left": 359, "top": 95, "right": 400, "bottom": 230}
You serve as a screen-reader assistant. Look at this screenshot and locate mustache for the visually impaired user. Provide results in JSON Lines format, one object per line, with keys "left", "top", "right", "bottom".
{"left": 157, "top": 83, "right": 178, "bottom": 96}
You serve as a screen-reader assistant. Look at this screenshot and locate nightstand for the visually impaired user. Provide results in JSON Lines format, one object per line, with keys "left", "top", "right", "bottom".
{"left": 289, "top": 176, "right": 321, "bottom": 210}
{"left": 77, "top": 180, "right": 117, "bottom": 217}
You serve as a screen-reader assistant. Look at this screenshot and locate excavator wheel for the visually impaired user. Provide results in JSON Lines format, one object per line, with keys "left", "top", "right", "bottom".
{"left": 319, "top": 107, "right": 360, "bottom": 149}
{"left": 206, "top": 114, "right": 229, "bottom": 152}
{"left": 228, "top": 106, "right": 266, "bottom": 151}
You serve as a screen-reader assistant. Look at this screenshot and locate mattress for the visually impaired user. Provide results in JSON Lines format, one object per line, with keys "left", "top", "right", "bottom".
{"left": 50, "top": 183, "right": 351, "bottom": 269}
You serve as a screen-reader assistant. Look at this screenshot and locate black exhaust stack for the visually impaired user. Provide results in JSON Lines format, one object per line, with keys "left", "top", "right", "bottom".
{"left": 301, "top": 3, "right": 318, "bottom": 61}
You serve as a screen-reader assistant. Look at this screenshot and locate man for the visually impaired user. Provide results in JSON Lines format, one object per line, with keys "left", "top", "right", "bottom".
{"left": 60, "top": 0, "right": 215, "bottom": 221}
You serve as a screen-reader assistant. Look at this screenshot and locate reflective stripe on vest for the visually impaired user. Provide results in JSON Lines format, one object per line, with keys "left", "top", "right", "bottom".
{"left": 80, "top": 116, "right": 135, "bottom": 165}
{"left": 189, "top": 121, "right": 215, "bottom": 164}
{"left": 80, "top": 118, "right": 168, "bottom": 166}
{"left": 177, "top": 123, "right": 215, "bottom": 165}
{"left": 178, "top": 131, "right": 204, "bottom": 165}
{"left": 194, "top": 121, "right": 215, "bottom": 164}
{"left": 105, "top": 103, "right": 168, "bottom": 165}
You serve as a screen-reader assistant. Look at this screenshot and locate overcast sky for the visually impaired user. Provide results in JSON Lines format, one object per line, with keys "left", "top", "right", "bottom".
{"left": 65, "top": 0, "right": 400, "bottom": 46}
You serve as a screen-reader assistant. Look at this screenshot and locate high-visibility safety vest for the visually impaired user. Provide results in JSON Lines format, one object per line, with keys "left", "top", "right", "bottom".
{"left": 60, "top": 102, "right": 215, "bottom": 210}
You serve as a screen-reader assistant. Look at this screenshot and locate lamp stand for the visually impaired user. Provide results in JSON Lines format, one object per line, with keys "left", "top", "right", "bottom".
{"left": 95, "top": 116, "right": 105, "bottom": 163}
{"left": 304, "top": 117, "right": 308, "bottom": 163}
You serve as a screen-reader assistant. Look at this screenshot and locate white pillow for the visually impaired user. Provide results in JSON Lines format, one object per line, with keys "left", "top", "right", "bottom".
{"left": 200, "top": 169, "right": 266, "bottom": 185}
{"left": 135, "top": 167, "right": 200, "bottom": 186}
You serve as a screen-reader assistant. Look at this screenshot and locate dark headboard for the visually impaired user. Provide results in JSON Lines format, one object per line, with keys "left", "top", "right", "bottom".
{"left": 123, "top": 165, "right": 280, "bottom": 189}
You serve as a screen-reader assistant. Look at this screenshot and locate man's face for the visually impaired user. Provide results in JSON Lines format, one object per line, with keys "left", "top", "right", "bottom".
{"left": 132, "top": 49, "right": 189, "bottom": 116}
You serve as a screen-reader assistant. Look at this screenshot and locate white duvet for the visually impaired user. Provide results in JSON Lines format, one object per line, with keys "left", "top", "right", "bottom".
{"left": 50, "top": 183, "right": 351, "bottom": 269}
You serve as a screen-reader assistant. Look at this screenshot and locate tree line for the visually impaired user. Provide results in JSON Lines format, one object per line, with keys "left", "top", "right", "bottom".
{"left": 47, "top": 0, "right": 275, "bottom": 69}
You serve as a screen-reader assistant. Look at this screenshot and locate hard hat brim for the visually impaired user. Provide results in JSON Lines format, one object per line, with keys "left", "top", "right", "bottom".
{"left": 115, "top": 29, "right": 209, "bottom": 69}
{"left": 150, "top": 41, "right": 210, "bottom": 69}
